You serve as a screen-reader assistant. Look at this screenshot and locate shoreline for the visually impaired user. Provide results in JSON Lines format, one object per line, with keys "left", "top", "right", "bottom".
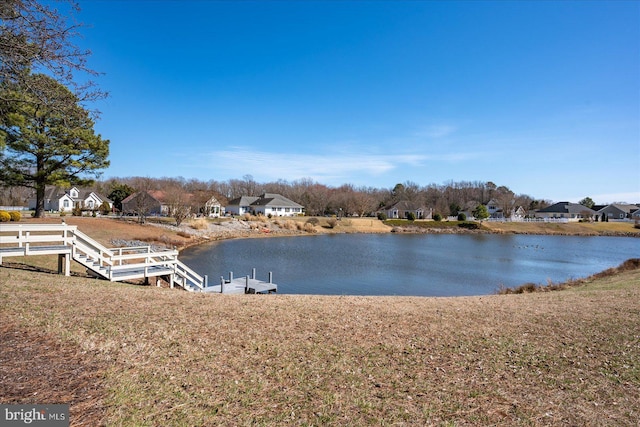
{"left": 15, "top": 215, "right": 640, "bottom": 254}
{"left": 171, "top": 218, "right": 640, "bottom": 253}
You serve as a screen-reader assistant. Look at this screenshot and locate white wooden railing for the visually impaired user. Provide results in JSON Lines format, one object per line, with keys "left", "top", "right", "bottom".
{"left": 0, "top": 222, "right": 206, "bottom": 291}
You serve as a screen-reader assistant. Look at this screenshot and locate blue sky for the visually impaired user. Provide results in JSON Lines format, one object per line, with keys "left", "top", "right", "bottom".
{"left": 75, "top": 0, "right": 639, "bottom": 203}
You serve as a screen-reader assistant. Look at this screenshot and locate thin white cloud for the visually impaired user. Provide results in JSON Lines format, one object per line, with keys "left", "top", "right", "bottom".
{"left": 574, "top": 192, "right": 640, "bottom": 204}
{"left": 197, "top": 146, "right": 479, "bottom": 184}
{"left": 212, "top": 148, "right": 418, "bottom": 178}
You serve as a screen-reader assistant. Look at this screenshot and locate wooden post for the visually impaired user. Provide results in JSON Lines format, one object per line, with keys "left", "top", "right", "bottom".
{"left": 204, "top": 275, "right": 208, "bottom": 288}
{"left": 252, "top": 268, "right": 256, "bottom": 280}
{"left": 269, "top": 271, "right": 273, "bottom": 284}
{"left": 245, "top": 275, "right": 249, "bottom": 293}
{"left": 229, "top": 271, "right": 233, "bottom": 281}
{"left": 58, "top": 253, "right": 70, "bottom": 276}
{"left": 220, "top": 276, "right": 225, "bottom": 293}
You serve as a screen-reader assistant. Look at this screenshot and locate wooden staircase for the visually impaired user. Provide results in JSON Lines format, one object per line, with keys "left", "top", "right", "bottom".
{"left": 0, "top": 222, "right": 207, "bottom": 291}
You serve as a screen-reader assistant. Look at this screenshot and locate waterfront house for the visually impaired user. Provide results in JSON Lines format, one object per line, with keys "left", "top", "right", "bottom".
{"left": 596, "top": 203, "right": 639, "bottom": 221}
{"left": 382, "top": 201, "right": 432, "bottom": 219}
{"left": 121, "top": 190, "right": 167, "bottom": 216}
{"left": 29, "top": 186, "right": 113, "bottom": 213}
{"left": 204, "top": 195, "right": 224, "bottom": 217}
{"left": 226, "top": 193, "right": 304, "bottom": 217}
{"left": 534, "top": 202, "right": 596, "bottom": 221}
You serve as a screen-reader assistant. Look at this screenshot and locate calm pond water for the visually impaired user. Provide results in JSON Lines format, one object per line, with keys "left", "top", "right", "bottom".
{"left": 180, "top": 234, "right": 639, "bottom": 296}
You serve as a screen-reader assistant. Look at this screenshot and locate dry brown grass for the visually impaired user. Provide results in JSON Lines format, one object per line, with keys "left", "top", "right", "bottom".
{"left": 189, "top": 218, "right": 210, "bottom": 230}
{"left": 483, "top": 220, "right": 640, "bottom": 236}
{"left": 22, "top": 216, "right": 194, "bottom": 248}
{"left": 498, "top": 258, "right": 640, "bottom": 294}
{"left": 1, "top": 265, "right": 638, "bottom": 426}
{"left": 2, "top": 216, "right": 639, "bottom": 425}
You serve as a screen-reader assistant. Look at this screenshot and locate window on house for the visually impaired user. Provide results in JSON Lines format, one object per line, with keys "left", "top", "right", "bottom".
{"left": 63, "top": 200, "right": 69, "bottom": 208}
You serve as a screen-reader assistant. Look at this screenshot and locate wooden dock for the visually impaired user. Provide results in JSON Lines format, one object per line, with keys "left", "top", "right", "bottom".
{"left": 202, "top": 269, "right": 278, "bottom": 294}
{"left": 1, "top": 223, "right": 278, "bottom": 295}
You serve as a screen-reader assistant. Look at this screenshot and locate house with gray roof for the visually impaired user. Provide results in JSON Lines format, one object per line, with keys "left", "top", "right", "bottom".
{"left": 596, "top": 203, "right": 639, "bottom": 221}
{"left": 534, "top": 202, "right": 596, "bottom": 221}
{"left": 28, "top": 186, "right": 112, "bottom": 213}
{"left": 382, "top": 201, "right": 432, "bottom": 219}
{"left": 226, "top": 193, "right": 304, "bottom": 217}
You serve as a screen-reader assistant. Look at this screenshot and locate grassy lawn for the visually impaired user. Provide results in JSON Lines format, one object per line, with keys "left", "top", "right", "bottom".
{"left": 1, "top": 262, "right": 639, "bottom": 426}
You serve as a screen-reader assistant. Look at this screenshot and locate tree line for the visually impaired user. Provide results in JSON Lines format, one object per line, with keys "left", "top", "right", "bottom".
{"left": 44, "top": 175, "right": 547, "bottom": 219}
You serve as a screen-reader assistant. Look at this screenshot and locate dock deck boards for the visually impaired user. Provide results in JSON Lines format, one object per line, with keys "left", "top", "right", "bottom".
{"left": 203, "top": 277, "right": 277, "bottom": 294}
{"left": 0, "top": 245, "right": 71, "bottom": 257}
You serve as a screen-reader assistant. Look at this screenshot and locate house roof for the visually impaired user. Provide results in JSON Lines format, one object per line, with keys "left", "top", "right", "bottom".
{"left": 121, "top": 191, "right": 161, "bottom": 204}
{"left": 42, "top": 186, "right": 112, "bottom": 203}
{"left": 595, "top": 203, "right": 639, "bottom": 214}
{"left": 226, "top": 196, "right": 260, "bottom": 206}
{"left": 384, "top": 201, "right": 426, "bottom": 211}
{"left": 226, "top": 193, "right": 303, "bottom": 209}
{"left": 251, "top": 193, "right": 303, "bottom": 208}
{"left": 536, "top": 202, "right": 596, "bottom": 214}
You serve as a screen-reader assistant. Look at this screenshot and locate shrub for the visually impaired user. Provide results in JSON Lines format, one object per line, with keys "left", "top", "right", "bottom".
{"left": 377, "top": 212, "right": 387, "bottom": 221}
{"left": 433, "top": 213, "right": 442, "bottom": 222}
{"left": 99, "top": 201, "right": 111, "bottom": 215}
{"left": 72, "top": 205, "right": 82, "bottom": 216}
{"left": 457, "top": 213, "right": 467, "bottom": 221}
{"left": 326, "top": 218, "right": 338, "bottom": 229}
{"left": 190, "top": 218, "right": 210, "bottom": 230}
{"left": 458, "top": 221, "right": 479, "bottom": 230}
{"left": 276, "top": 220, "right": 296, "bottom": 230}
{"left": 406, "top": 212, "right": 416, "bottom": 221}
{"left": 0, "top": 211, "right": 10, "bottom": 222}
{"left": 305, "top": 217, "right": 320, "bottom": 226}
{"left": 303, "top": 223, "right": 316, "bottom": 233}
{"left": 9, "top": 211, "right": 21, "bottom": 221}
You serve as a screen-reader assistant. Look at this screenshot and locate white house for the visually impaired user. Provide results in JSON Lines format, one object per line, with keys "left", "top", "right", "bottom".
{"left": 204, "top": 195, "right": 224, "bottom": 217}
{"left": 226, "top": 193, "right": 304, "bottom": 217}
{"left": 29, "top": 186, "right": 112, "bottom": 213}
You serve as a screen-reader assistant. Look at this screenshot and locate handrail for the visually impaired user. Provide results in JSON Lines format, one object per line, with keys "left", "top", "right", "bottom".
{"left": 175, "top": 259, "right": 206, "bottom": 291}
{"left": 0, "top": 223, "right": 78, "bottom": 232}
{"left": 72, "top": 228, "right": 115, "bottom": 258}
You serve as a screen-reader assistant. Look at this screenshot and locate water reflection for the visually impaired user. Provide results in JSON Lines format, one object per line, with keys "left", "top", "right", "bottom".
{"left": 180, "top": 234, "right": 639, "bottom": 296}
